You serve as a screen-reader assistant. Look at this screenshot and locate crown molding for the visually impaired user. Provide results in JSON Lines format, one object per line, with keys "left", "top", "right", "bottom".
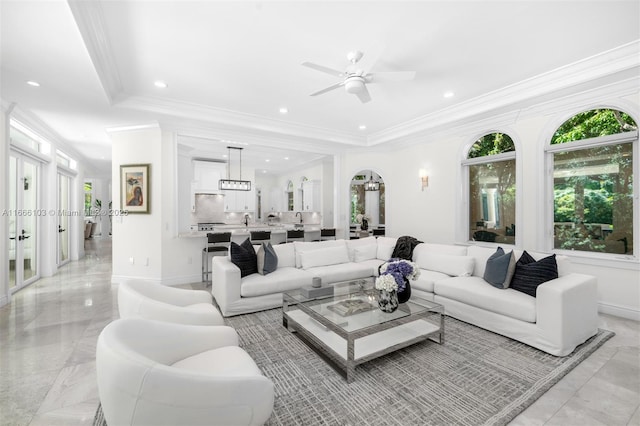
{"left": 105, "top": 122, "right": 161, "bottom": 134}
{"left": 115, "top": 95, "right": 367, "bottom": 147}
{"left": 67, "top": 0, "right": 123, "bottom": 104}
{"left": 367, "top": 40, "right": 640, "bottom": 146}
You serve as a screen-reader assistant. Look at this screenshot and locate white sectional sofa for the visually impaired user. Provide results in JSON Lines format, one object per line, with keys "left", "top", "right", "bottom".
{"left": 212, "top": 237, "right": 397, "bottom": 317}
{"left": 211, "top": 237, "right": 599, "bottom": 356}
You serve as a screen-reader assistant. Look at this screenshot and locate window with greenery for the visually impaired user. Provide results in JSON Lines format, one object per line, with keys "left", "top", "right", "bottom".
{"left": 549, "top": 109, "right": 636, "bottom": 255}
{"left": 84, "top": 181, "right": 93, "bottom": 216}
{"left": 464, "top": 133, "right": 516, "bottom": 244}
{"left": 350, "top": 171, "right": 385, "bottom": 225}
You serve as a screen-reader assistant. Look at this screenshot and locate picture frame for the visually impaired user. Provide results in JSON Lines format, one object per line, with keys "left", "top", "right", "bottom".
{"left": 120, "top": 164, "right": 150, "bottom": 214}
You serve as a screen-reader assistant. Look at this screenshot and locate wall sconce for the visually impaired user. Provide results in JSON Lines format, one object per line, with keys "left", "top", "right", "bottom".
{"left": 419, "top": 169, "right": 429, "bottom": 191}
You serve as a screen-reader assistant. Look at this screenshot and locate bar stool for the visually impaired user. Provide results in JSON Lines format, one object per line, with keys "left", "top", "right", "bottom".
{"left": 349, "top": 225, "right": 359, "bottom": 240}
{"left": 372, "top": 228, "right": 385, "bottom": 236}
{"left": 202, "top": 232, "right": 231, "bottom": 283}
{"left": 320, "top": 228, "right": 336, "bottom": 240}
{"left": 250, "top": 230, "right": 271, "bottom": 245}
{"left": 286, "top": 229, "right": 305, "bottom": 243}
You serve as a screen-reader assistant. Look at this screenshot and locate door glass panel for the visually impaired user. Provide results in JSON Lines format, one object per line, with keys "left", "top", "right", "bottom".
{"left": 58, "top": 173, "right": 70, "bottom": 264}
{"left": 9, "top": 156, "right": 17, "bottom": 289}
{"left": 22, "top": 161, "right": 37, "bottom": 282}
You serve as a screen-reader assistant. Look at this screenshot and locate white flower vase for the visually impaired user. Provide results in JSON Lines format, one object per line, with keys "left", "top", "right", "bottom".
{"left": 378, "top": 289, "right": 398, "bottom": 313}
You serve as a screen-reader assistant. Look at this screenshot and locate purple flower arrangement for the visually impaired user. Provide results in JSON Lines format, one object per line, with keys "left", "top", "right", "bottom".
{"left": 378, "top": 258, "right": 420, "bottom": 292}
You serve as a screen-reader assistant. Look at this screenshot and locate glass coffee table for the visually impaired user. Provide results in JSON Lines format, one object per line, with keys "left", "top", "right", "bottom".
{"left": 283, "top": 278, "right": 444, "bottom": 383}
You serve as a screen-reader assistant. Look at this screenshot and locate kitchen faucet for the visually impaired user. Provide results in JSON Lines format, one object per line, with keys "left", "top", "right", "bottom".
{"left": 295, "top": 211, "right": 303, "bottom": 224}
{"left": 243, "top": 214, "right": 250, "bottom": 227}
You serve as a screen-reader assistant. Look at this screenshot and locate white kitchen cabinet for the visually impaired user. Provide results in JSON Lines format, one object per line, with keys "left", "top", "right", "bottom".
{"left": 223, "top": 188, "right": 255, "bottom": 212}
{"left": 302, "top": 180, "right": 320, "bottom": 212}
{"left": 192, "top": 160, "right": 224, "bottom": 193}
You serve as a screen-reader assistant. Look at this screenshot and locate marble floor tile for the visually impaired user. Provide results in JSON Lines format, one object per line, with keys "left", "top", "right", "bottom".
{"left": 0, "top": 237, "right": 638, "bottom": 426}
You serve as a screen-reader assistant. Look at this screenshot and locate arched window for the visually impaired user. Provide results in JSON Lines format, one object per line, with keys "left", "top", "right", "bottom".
{"left": 547, "top": 108, "right": 637, "bottom": 255}
{"left": 463, "top": 133, "right": 516, "bottom": 244}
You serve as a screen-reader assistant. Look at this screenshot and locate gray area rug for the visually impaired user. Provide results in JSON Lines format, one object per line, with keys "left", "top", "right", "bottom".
{"left": 95, "top": 309, "right": 613, "bottom": 426}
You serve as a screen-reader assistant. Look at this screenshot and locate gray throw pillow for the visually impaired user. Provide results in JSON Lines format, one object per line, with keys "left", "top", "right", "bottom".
{"left": 257, "top": 241, "right": 278, "bottom": 275}
{"left": 483, "top": 247, "right": 516, "bottom": 289}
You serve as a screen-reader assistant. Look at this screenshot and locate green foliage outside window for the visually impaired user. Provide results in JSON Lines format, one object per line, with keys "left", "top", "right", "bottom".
{"left": 552, "top": 109, "right": 636, "bottom": 254}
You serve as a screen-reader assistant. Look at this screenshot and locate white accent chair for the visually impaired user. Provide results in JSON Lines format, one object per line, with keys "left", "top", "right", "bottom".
{"left": 96, "top": 318, "right": 275, "bottom": 426}
{"left": 118, "top": 280, "right": 224, "bottom": 325}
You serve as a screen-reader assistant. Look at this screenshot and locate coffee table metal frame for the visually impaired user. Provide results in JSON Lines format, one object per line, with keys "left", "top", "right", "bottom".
{"left": 282, "top": 279, "right": 444, "bottom": 383}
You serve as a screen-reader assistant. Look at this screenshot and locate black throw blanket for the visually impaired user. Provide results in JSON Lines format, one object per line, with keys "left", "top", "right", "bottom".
{"left": 391, "top": 235, "right": 423, "bottom": 260}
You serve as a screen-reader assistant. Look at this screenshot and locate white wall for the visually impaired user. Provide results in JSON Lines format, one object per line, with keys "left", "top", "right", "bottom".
{"left": 111, "top": 125, "right": 164, "bottom": 282}
{"left": 0, "top": 107, "right": 9, "bottom": 307}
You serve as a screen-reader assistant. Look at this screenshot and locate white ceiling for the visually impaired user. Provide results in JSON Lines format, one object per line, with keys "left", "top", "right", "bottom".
{"left": 1, "top": 1, "right": 639, "bottom": 176}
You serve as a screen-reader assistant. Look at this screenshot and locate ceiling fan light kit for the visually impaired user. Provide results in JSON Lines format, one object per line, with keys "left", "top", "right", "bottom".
{"left": 302, "top": 50, "right": 415, "bottom": 103}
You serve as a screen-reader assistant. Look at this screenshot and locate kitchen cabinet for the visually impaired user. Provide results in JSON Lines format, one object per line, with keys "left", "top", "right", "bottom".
{"left": 302, "top": 180, "right": 320, "bottom": 212}
{"left": 223, "top": 188, "right": 256, "bottom": 212}
{"left": 192, "top": 160, "right": 224, "bottom": 193}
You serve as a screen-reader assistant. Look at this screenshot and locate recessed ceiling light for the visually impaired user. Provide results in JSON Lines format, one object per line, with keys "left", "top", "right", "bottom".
{"left": 262, "top": 170, "right": 267, "bottom": 173}
{"left": 443, "top": 91, "right": 454, "bottom": 98}
{"left": 154, "top": 80, "right": 168, "bottom": 88}
{"left": 265, "top": 159, "right": 270, "bottom": 162}
{"left": 222, "top": 154, "right": 228, "bottom": 158}
{"left": 26, "top": 80, "right": 40, "bottom": 87}
{"left": 359, "top": 125, "right": 367, "bottom": 130}
{"left": 284, "top": 157, "right": 289, "bottom": 160}
{"left": 279, "top": 107, "right": 288, "bottom": 114}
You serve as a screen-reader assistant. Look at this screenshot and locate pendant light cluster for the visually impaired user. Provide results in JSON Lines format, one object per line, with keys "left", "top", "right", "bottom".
{"left": 219, "top": 146, "right": 251, "bottom": 191}
{"left": 364, "top": 171, "right": 380, "bottom": 191}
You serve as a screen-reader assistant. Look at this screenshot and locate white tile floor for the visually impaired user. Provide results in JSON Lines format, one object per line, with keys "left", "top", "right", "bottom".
{"left": 1, "top": 238, "right": 638, "bottom": 425}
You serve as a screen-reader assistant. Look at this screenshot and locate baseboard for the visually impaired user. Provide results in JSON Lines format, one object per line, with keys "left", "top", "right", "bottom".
{"left": 111, "top": 274, "right": 204, "bottom": 287}
{"left": 598, "top": 302, "right": 640, "bottom": 321}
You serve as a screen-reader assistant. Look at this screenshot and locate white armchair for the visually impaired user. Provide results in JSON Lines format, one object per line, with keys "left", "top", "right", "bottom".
{"left": 96, "top": 318, "right": 275, "bottom": 426}
{"left": 118, "top": 280, "right": 224, "bottom": 325}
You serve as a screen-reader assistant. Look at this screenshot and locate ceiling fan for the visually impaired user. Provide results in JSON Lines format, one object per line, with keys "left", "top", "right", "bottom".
{"left": 302, "top": 50, "right": 416, "bottom": 103}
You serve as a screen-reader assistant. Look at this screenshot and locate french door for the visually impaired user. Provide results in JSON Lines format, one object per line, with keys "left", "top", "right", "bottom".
{"left": 9, "top": 153, "right": 40, "bottom": 292}
{"left": 57, "top": 172, "right": 71, "bottom": 266}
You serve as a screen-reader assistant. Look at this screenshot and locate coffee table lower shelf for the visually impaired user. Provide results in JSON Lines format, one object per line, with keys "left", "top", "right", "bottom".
{"left": 285, "top": 309, "right": 441, "bottom": 382}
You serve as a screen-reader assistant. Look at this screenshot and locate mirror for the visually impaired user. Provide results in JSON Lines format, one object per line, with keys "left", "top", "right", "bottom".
{"left": 350, "top": 170, "right": 385, "bottom": 236}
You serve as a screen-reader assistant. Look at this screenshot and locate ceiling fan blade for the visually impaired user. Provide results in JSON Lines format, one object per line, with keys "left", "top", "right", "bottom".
{"left": 356, "top": 85, "right": 371, "bottom": 103}
{"left": 310, "top": 81, "right": 344, "bottom": 97}
{"left": 367, "top": 71, "right": 416, "bottom": 83}
{"left": 302, "top": 62, "right": 345, "bottom": 77}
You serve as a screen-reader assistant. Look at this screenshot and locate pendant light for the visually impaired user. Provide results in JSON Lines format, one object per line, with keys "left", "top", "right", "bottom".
{"left": 219, "top": 146, "right": 251, "bottom": 191}
{"left": 364, "top": 171, "right": 380, "bottom": 191}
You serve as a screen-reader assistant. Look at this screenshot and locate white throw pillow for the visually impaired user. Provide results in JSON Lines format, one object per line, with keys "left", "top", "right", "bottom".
{"left": 273, "top": 243, "right": 296, "bottom": 268}
{"left": 346, "top": 236, "right": 377, "bottom": 261}
{"left": 377, "top": 244, "right": 395, "bottom": 261}
{"left": 419, "top": 253, "right": 475, "bottom": 277}
{"left": 300, "top": 245, "right": 350, "bottom": 269}
{"left": 353, "top": 244, "right": 378, "bottom": 262}
{"left": 294, "top": 240, "right": 346, "bottom": 268}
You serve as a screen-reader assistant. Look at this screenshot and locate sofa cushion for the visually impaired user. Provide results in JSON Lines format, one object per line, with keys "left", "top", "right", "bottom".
{"left": 414, "top": 253, "right": 475, "bottom": 277}
{"left": 294, "top": 240, "right": 347, "bottom": 268}
{"left": 171, "top": 345, "right": 262, "bottom": 377}
{"left": 467, "top": 245, "right": 502, "bottom": 278}
{"left": 414, "top": 243, "right": 468, "bottom": 257}
{"left": 346, "top": 237, "right": 377, "bottom": 261}
{"left": 230, "top": 238, "right": 258, "bottom": 278}
{"left": 305, "top": 262, "right": 373, "bottom": 284}
{"left": 240, "top": 267, "right": 313, "bottom": 297}
{"left": 256, "top": 242, "right": 278, "bottom": 275}
{"left": 355, "top": 259, "right": 386, "bottom": 277}
{"left": 483, "top": 247, "right": 516, "bottom": 289}
{"left": 434, "top": 276, "right": 536, "bottom": 323}
{"left": 412, "top": 269, "right": 451, "bottom": 293}
{"left": 300, "top": 245, "right": 350, "bottom": 269}
{"left": 510, "top": 251, "right": 558, "bottom": 297}
{"left": 354, "top": 244, "right": 378, "bottom": 262}
{"left": 273, "top": 242, "right": 295, "bottom": 268}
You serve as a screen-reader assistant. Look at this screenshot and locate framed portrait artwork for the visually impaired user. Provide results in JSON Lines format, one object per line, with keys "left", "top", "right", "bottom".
{"left": 120, "top": 164, "right": 150, "bottom": 213}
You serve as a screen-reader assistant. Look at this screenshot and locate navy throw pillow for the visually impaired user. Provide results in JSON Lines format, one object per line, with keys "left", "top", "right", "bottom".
{"left": 510, "top": 251, "right": 558, "bottom": 297}
{"left": 483, "top": 247, "right": 516, "bottom": 289}
{"left": 230, "top": 238, "right": 258, "bottom": 278}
